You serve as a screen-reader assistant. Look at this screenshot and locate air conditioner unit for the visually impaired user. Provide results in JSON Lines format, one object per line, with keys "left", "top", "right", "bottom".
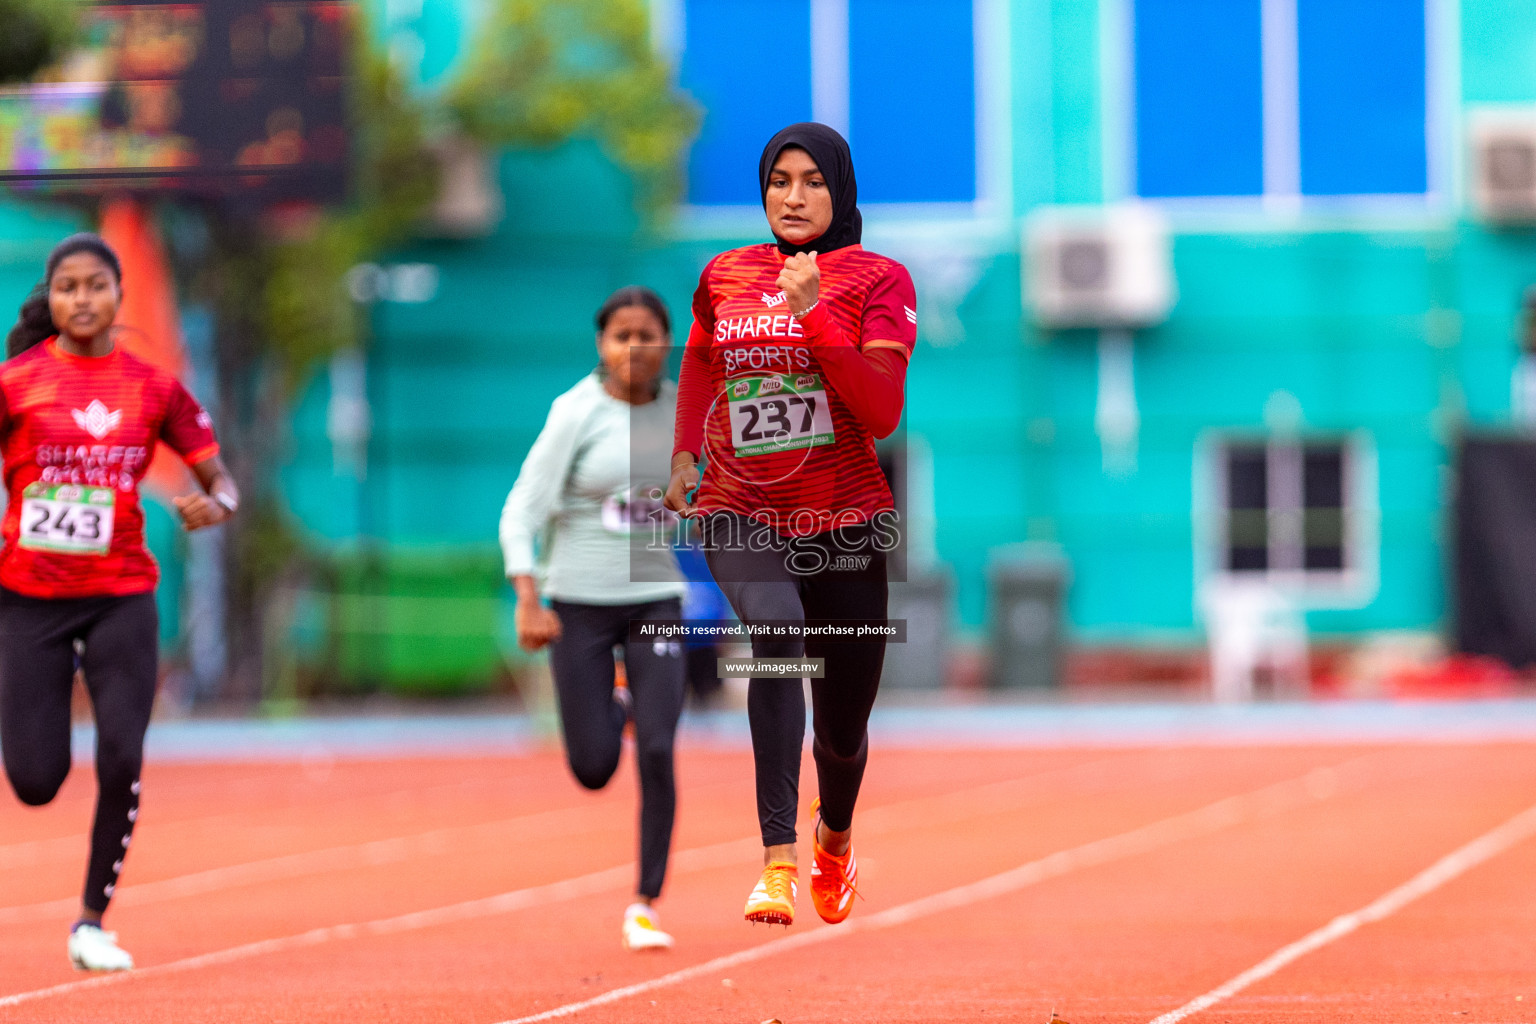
{"left": 1469, "top": 108, "right": 1536, "bottom": 224}
{"left": 1024, "top": 204, "right": 1175, "bottom": 329}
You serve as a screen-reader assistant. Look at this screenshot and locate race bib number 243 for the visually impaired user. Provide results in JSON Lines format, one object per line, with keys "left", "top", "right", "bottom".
{"left": 19, "top": 483, "right": 115, "bottom": 555}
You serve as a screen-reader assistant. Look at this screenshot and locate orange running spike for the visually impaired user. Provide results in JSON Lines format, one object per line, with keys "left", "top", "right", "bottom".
{"left": 744, "top": 861, "right": 798, "bottom": 926}
{"left": 809, "top": 798, "right": 861, "bottom": 924}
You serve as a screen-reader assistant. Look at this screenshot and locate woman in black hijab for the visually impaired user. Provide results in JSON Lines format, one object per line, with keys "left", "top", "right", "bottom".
{"left": 666, "top": 122, "right": 919, "bottom": 929}
{"left": 756, "top": 121, "right": 864, "bottom": 255}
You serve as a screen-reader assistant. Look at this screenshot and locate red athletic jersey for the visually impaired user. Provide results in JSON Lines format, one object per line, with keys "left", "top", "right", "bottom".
{"left": 0, "top": 340, "right": 220, "bottom": 598}
{"left": 676, "top": 243, "right": 917, "bottom": 535}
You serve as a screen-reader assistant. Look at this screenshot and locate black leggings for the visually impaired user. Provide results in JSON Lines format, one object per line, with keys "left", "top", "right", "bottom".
{"left": 701, "top": 513, "right": 887, "bottom": 847}
{"left": 0, "top": 587, "right": 158, "bottom": 915}
{"left": 547, "top": 597, "right": 685, "bottom": 899}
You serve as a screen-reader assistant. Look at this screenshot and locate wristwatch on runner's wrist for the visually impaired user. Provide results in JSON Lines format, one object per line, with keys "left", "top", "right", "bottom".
{"left": 213, "top": 492, "right": 238, "bottom": 516}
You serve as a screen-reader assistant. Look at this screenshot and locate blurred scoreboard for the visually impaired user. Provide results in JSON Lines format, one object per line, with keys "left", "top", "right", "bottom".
{"left": 0, "top": 0, "right": 352, "bottom": 204}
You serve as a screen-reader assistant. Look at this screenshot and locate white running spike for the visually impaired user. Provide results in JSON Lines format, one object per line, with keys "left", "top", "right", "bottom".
{"left": 68, "top": 925, "right": 133, "bottom": 972}
{"left": 621, "top": 903, "right": 674, "bottom": 951}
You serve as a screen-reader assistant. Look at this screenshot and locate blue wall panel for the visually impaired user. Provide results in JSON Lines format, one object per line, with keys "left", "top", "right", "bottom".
{"left": 1299, "top": 0, "right": 1427, "bottom": 195}
{"left": 1134, "top": 0, "right": 1264, "bottom": 197}
{"left": 850, "top": 0, "right": 976, "bottom": 202}
{"left": 681, "top": 0, "right": 813, "bottom": 204}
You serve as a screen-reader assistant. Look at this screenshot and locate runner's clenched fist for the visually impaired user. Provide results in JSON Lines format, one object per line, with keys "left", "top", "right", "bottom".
{"left": 777, "top": 251, "right": 819, "bottom": 316}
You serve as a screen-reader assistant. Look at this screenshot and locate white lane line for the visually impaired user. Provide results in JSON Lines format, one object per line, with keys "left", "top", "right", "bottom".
{"left": 0, "top": 861, "right": 640, "bottom": 1011}
{"left": 0, "top": 771, "right": 536, "bottom": 866}
{"left": 0, "top": 835, "right": 81, "bottom": 873}
{"left": 0, "top": 752, "right": 1146, "bottom": 1009}
{"left": 0, "top": 765, "right": 758, "bottom": 919}
{"left": 1145, "top": 799, "right": 1536, "bottom": 1024}
{"left": 489, "top": 763, "right": 1357, "bottom": 1024}
{"left": 0, "top": 753, "right": 1376, "bottom": 1014}
{"left": 0, "top": 803, "right": 617, "bottom": 924}
{"left": 0, "top": 749, "right": 1141, "bottom": 923}
{"left": 0, "top": 800, "right": 1039, "bottom": 1015}
{"left": 0, "top": 744, "right": 1247, "bottom": 867}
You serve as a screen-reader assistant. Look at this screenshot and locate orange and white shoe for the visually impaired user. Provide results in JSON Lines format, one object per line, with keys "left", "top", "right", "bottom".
{"left": 744, "top": 861, "right": 798, "bottom": 926}
{"left": 809, "top": 799, "right": 860, "bottom": 924}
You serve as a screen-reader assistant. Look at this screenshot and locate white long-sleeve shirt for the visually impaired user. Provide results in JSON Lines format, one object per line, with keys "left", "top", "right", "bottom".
{"left": 499, "top": 373, "right": 685, "bottom": 605}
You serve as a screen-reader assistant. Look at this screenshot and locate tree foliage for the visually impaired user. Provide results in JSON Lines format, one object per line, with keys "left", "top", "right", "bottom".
{"left": 5, "top": 0, "right": 700, "bottom": 698}
{"left": 0, "top": 0, "right": 79, "bottom": 86}
{"left": 260, "top": 51, "right": 440, "bottom": 389}
{"left": 447, "top": 0, "right": 699, "bottom": 211}
{"left": 260, "top": 0, "right": 697, "bottom": 387}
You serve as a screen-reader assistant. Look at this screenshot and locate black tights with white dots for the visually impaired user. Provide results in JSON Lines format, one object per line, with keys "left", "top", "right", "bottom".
{"left": 0, "top": 588, "right": 157, "bottom": 915}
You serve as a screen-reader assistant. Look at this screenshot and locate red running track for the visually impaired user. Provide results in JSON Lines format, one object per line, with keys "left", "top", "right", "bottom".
{"left": 1, "top": 741, "right": 1533, "bottom": 1022}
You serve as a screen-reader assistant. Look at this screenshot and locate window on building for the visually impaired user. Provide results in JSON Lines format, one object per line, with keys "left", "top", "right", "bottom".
{"left": 1297, "top": 0, "right": 1426, "bottom": 196}
{"left": 679, "top": 0, "right": 812, "bottom": 206}
{"left": 848, "top": 0, "right": 975, "bottom": 203}
{"left": 1133, "top": 0, "right": 1428, "bottom": 201}
{"left": 676, "top": 0, "right": 976, "bottom": 206}
{"left": 1217, "top": 439, "right": 1357, "bottom": 581}
{"left": 1134, "top": 0, "right": 1264, "bottom": 198}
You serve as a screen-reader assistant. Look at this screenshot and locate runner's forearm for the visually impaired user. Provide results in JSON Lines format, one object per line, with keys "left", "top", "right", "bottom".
{"left": 511, "top": 574, "right": 541, "bottom": 604}
{"left": 673, "top": 322, "right": 713, "bottom": 460}
{"left": 795, "top": 304, "right": 908, "bottom": 438}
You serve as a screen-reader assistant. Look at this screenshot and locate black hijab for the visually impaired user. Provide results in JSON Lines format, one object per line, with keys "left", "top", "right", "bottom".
{"left": 758, "top": 122, "right": 862, "bottom": 256}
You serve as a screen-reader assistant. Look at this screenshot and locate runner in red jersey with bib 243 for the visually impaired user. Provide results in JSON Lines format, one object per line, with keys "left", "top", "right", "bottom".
{"left": 0, "top": 233, "right": 239, "bottom": 973}
{"left": 665, "top": 123, "right": 915, "bottom": 929}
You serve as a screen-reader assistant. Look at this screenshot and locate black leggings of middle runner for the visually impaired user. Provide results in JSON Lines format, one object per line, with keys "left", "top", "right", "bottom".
{"left": 700, "top": 512, "right": 888, "bottom": 847}
{"left": 0, "top": 587, "right": 158, "bottom": 915}
{"left": 547, "top": 596, "right": 685, "bottom": 900}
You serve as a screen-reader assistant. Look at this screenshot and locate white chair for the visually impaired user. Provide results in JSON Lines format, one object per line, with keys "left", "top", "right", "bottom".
{"left": 1199, "top": 577, "right": 1309, "bottom": 702}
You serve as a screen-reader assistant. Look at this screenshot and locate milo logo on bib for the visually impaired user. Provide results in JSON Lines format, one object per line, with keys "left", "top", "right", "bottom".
{"left": 725, "top": 374, "right": 836, "bottom": 457}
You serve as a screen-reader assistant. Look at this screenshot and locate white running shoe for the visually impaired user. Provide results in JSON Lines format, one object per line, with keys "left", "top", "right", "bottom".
{"left": 621, "top": 902, "right": 674, "bottom": 951}
{"left": 68, "top": 923, "right": 134, "bottom": 972}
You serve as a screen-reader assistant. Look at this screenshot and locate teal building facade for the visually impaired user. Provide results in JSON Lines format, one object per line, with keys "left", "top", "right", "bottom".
{"left": 6, "top": 0, "right": 1536, "bottom": 686}
{"left": 290, "top": 0, "right": 1536, "bottom": 655}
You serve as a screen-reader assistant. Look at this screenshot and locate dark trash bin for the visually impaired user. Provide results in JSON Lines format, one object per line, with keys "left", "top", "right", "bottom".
{"left": 883, "top": 567, "right": 954, "bottom": 690}
{"left": 987, "top": 544, "right": 1070, "bottom": 689}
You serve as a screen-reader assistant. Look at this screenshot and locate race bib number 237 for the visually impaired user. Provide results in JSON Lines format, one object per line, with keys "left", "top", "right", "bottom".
{"left": 726, "top": 374, "right": 835, "bottom": 457}
{"left": 19, "top": 483, "right": 116, "bottom": 555}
